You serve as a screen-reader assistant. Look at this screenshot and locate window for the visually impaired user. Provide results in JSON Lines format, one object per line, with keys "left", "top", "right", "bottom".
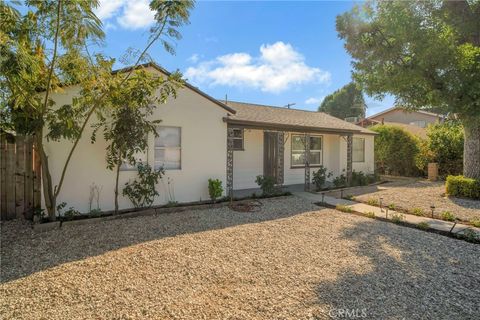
{"left": 353, "top": 137, "right": 365, "bottom": 162}
{"left": 231, "top": 128, "right": 244, "bottom": 150}
{"left": 154, "top": 126, "right": 181, "bottom": 170}
{"left": 291, "top": 134, "right": 322, "bottom": 167}
{"left": 410, "top": 120, "right": 426, "bottom": 128}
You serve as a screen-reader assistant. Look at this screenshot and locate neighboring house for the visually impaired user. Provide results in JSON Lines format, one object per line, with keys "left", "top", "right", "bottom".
{"left": 357, "top": 106, "right": 445, "bottom": 139}
{"left": 43, "top": 63, "right": 376, "bottom": 213}
{"left": 359, "top": 106, "right": 444, "bottom": 128}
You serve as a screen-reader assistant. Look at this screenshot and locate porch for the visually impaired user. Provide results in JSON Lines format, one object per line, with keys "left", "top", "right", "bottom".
{"left": 226, "top": 127, "right": 356, "bottom": 197}
{"left": 222, "top": 101, "right": 376, "bottom": 198}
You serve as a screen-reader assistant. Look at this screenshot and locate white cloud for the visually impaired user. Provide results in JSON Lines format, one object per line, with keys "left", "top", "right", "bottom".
{"left": 95, "top": 0, "right": 124, "bottom": 20}
{"left": 187, "top": 54, "right": 200, "bottom": 63}
{"left": 305, "top": 97, "right": 323, "bottom": 105}
{"left": 95, "top": 0, "right": 155, "bottom": 30}
{"left": 185, "top": 42, "right": 330, "bottom": 93}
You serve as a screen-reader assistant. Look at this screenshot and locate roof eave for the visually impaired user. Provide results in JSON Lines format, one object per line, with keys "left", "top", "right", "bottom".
{"left": 224, "top": 118, "right": 377, "bottom": 135}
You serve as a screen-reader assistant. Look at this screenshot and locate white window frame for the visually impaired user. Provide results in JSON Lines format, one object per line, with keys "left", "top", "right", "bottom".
{"left": 232, "top": 128, "right": 244, "bottom": 151}
{"left": 353, "top": 137, "right": 365, "bottom": 163}
{"left": 291, "top": 134, "right": 323, "bottom": 168}
{"left": 154, "top": 126, "right": 182, "bottom": 170}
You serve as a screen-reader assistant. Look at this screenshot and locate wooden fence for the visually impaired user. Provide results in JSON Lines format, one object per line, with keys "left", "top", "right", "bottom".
{"left": 0, "top": 135, "right": 41, "bottom": 220}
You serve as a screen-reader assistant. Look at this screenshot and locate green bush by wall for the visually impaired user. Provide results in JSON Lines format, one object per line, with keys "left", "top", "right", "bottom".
{"left": 446, "top": 175, "right": 480, "bottom": 199}
{"left": 370, "top": 124, "right": 421, "bottom": 176}
{"left": 416, "top": 122, "right": 464, "bottom": 178}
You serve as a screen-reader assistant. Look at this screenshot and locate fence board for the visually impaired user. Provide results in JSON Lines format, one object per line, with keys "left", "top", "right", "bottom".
{"left": 15, "top": 136, "right": 25, "bottom": 218}
{"left": 0, "top": 135, "right": 38, "bottom": 220}
{"left": 33, "top": 142, "right": 42, "bottom": 211}
{"left": 24, "top": 137, "right": 34, "bottom": 219}
{"left": 5, "top": 140, "right": 16, "bottom": 219}
{"left": 1, "top": 135, "right": 6, "bottom": 219}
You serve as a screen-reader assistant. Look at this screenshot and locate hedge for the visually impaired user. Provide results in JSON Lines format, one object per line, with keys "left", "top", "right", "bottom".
{"left": 370, "top": 124, "right": 420, "bottom": 176}
{"left": 446, "top": 175, "right": 480, "bottom": 199}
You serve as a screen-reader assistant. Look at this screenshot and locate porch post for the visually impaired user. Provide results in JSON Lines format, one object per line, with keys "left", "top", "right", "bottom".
{"left": 277, "top": 132, "right": 284, "bottom": 185}
{"left": 226, "top": 127, "right": 234, "bottom": 199}
{"left": 304, "top": 133, "right": 310, "bottom": 191}
{"left": 346, "top": 134, "right": 353, "bottom": 184}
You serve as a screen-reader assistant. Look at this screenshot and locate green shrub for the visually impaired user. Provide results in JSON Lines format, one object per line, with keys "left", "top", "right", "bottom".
{"left": 312, "top": 166, "right": 333, "bottom": 191}
{"left": 208, "top": 178, "right": 223, "bottom": 203}
{"left": 417, "top": 222, "right": 430, "bottom": 230}
{"left": 63, "top": 207, "right": 80, "bottom": 220}
{"left": 370, "top": 124, "right": 420, "bottom": 176}
{"left": 461, "top": 229, "right": 479, "bottom": 242}
{"left": 440, "top": 211, "right": 456, "bottom": 222}
{"left": 366, "top": 173, "right": 380, "bottom": 184}
{"left": 446, "top": 175, "right": 480, "bottom": 199}
{"left": 416, "top": 122, "right": 464, "bottom": 178}
{"left": 123, "top": 163, "right": 164, "bottom": 208}
{"left": 470, "top": 219, "right": 480, "bottom": 228}
{"left": 333, "top": 174, "right": 347, "bottom": 188}
{"left": 351, "top": 170, "right": 368, "bottom": 186}
{"left": 255, "top": 175, "right": 277, "bottom": 196}
{"left": 366, "top": 198, "right": 379, "bottom": 206}
{"left": 391, "top": 212, "right": 405, "bottom": 223}
{"left": 410, "top": 208, "right": 425, "bottom": 216}
{"left": 336, "top": 204, "right": 353, "bottom": 213}
{"left": 364, "top": 211, "right": 375, "bottom": 218}
{"left": 387, "top": 203, "right": 396, "bottom": 210}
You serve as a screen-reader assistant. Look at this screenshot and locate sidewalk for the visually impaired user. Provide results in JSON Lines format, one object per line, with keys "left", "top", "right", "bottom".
{"left": 293, "top": 191, "right": 480, "bottom": 238}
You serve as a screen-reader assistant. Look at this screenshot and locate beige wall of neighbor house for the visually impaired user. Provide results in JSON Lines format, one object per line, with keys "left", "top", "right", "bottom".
{"left": 43, "top": 67, "right": 229, "bottom": 213}
{"left": 232, "top": 130, "right": 374, "bottom": 190}
{"left": 370, "top": 109, "right": 441, "bottom": 127}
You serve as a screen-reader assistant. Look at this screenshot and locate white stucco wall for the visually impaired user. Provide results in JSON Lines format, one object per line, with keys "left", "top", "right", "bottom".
{"left": 43, "top": 67, "right": 229, "bottom": 213}
{"left": 233, "top": 130, "right": 375, "bottom": 190}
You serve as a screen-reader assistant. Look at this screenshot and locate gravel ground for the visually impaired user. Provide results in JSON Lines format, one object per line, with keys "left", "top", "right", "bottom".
{"left": 354, "top": 180, "right": 480, "bottom": 222}
{"left": 1, "top": 196, "right": 479, "bottom": 319}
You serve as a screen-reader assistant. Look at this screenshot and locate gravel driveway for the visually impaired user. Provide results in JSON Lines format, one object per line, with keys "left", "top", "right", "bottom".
{"left": 1, "top": 196, "right": 479, "bottom": 319}
{"left": 354, "top": 179, "right": 480, "bottom": 222}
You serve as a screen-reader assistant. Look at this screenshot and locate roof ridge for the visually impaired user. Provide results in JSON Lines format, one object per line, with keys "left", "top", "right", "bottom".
{"left": 226, "top": 100, "right": 324, "bottom": 114}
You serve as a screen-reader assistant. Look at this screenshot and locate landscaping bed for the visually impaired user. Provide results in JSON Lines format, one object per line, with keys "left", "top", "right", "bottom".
{"left": 353, "top": 179, "right": 480, "bottom": 224}
{"left": 1, "top": 196, "right": 479, "bottom": 319}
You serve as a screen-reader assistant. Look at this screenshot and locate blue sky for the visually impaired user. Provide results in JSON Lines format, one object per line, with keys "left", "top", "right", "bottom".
{"left": 94, "top": 0, "right": 395, "bottom": 116}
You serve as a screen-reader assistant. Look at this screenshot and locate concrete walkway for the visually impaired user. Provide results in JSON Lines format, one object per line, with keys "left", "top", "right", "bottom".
{"left": 293, "top": 191, "right": 480, "bottom": 238}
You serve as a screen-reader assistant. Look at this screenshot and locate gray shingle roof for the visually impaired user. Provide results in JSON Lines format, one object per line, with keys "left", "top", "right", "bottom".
{"left": 224, "top": 101, "right": 376, "bottom": 135}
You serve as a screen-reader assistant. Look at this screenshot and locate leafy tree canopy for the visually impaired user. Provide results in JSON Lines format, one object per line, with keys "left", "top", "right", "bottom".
{"left": 336, "top": 0, "right": 480, "bottom": 178}
{"left": 318, "top": 82, "right": 366, "bottom": 120}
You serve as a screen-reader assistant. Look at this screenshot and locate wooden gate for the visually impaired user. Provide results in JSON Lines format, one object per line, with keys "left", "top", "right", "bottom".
{"left": 0, "top": 134, "right": 41, "bottom": 220}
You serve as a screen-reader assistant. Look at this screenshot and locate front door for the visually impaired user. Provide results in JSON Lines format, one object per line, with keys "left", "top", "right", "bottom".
{"left": 263, "top": 131, "right": 279, "bottom": 181}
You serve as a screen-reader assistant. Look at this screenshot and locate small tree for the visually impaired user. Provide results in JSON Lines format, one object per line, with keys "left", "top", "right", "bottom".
{"left": 318, "top": 82, "right": 366, "bottom": 120}
{"left": 312, "top": 166, "right": 333, "bottom": 191}
{"left": 416, "top": 122, "right": 464, "bottom": 177}
{"left": 95, "top": 70, "right": 182, "bottom": 213}
{"left": 0, "top": 0, "right": 194, "bottom": 220}
{"left": 123, "top": 163, "right": 165, "bottom": 208}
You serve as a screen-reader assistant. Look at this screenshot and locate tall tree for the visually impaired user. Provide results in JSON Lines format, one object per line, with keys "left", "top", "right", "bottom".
{"left": 337, "top": 0, "right": 480, "bottom": 179}
{"left": 95, "top": 69, "right": 182, "bottom": 213}
{"left": 318, "top": 82, "right": 366, "bottom": 120}
{"left": 0, "top": 0, "right": 195, "bottom": 220}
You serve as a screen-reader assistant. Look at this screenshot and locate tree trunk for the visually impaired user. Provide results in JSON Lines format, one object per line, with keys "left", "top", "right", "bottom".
{"left": 114, "top": 160, "right": 121, "bottom": 214}
{"left": 35, "top": 130, "right": 56, "bottom": 220}
{"left": 463, "top": 118, "right": 480, "bottom": 179}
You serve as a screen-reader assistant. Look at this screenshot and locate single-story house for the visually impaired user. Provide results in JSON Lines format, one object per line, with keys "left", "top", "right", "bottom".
{"left": 43, "top": 63, "right": 376, "bottom": 213}
{"left": 357, "top": 106, "right": 445, "bottom": 128}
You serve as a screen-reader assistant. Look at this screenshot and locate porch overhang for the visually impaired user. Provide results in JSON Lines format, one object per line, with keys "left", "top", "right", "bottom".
{"left": 223, "top": 118, "right": 375, "bottom": 136}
